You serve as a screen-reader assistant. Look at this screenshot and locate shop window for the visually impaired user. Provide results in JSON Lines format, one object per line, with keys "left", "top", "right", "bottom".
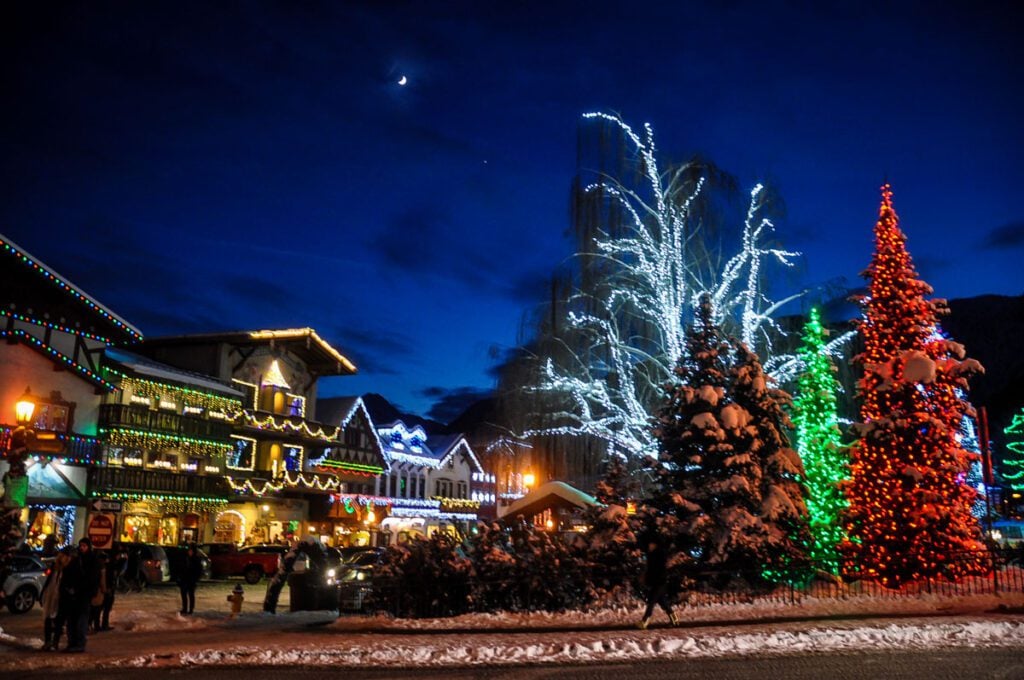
{"left": 33, "top": 401, "right": 72, "bottom": 433}
{"left": 284, "top": 445, "right": 303, "bottom": 472}
{"left": 229, "top": 437, "right": 256, "bottom": 470}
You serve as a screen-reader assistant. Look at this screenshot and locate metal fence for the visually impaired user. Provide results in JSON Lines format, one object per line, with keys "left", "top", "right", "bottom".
{"left": 359, "top": 548, "right": 1023, "bottom": 619}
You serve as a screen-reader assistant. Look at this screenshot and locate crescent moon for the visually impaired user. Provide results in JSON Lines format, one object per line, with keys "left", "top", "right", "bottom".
{"left": 398, "top": 75, "right": 407, "bottom": 86}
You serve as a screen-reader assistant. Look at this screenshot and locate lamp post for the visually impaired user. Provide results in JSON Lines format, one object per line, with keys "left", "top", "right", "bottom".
{"left": 1, "top": 387, "right": 36, "bottom": 593}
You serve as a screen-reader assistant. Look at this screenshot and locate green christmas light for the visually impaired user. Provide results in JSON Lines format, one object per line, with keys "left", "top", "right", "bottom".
{"left": 791, "top": 307, "right": 847, "bottom": 575}
{"left": 1004, "top": 409, "right": 1024, "bottom": 493}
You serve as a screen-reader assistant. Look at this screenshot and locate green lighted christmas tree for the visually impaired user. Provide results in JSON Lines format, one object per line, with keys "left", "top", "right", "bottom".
{"left": 1004, "top": 408, "right": 1024, "bottom": 493}
{"left": 791, "top": 307, "right": 847, "bottom": 575}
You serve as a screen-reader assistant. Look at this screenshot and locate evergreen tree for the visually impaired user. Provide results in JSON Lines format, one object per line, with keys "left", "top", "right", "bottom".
{"left": 585, "top": 457, "right": 642, "bottom": 599}
{"left": 731, "top": 341, "right": 813, "bottom": 583}
{"left": 647, "top": 295, "right": 810, "bottom": 589}
{"left": 791, "top": 308, "right": 848, "bottom": 575}
{"left": 843, "top": 185, "right": 986, "bottom": 587}
{"left": 1004, "top": 408, "right": 1024, "bottom": 494}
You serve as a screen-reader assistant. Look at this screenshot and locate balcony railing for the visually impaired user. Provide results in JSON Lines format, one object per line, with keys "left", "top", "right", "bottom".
{"left": 89, "top": 465, "right": 227, "bottom": 497}
{"left": 0, "top": 426, "right": 102, "bottom": 464}
{"left": 99, "top": 403, "right": 234, "bottom": 441}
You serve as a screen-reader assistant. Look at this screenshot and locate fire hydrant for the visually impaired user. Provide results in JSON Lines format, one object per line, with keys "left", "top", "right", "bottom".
{"left": 227, "top": 584, "right": 244, "bottom": 618}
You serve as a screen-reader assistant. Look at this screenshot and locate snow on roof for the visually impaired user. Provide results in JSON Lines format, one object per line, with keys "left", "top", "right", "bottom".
{"left": 104, "top": 347, "right": 243, "bottom": 398}
{"left": 312, "top": 395, "right": 388, "bottom": 469}
{"left": 316, "top": 396, "right": 362, "bottom": 425}
{"left": 500, "top": 481, "right": 599, "bottom": 519}
{"left": 429, "top": 434, "right": 484, "bottom": 473}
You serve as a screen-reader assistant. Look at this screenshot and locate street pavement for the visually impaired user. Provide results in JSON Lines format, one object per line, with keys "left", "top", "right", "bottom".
{"left": 14, "top": 648, "right": 1024, "bottom": 679}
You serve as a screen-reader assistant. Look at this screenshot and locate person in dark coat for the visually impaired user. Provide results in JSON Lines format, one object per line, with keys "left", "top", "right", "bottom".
{"left": 177, "top": 544, "right": 203, "bottom": 615}
{"left": 638, "top": 531, "right": 678, "bottom": 630}
{"left": 100, "top": 546, "right": 127, "bottom": 630}
{"left": 59, "top": 537, "right": 100, "bottom": 652}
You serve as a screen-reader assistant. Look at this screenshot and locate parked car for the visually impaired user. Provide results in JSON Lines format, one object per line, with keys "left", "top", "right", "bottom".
{"left": 3, "top": 555, "right": 48, "bottom": 614}
{"left": 342, "top": 548, "right": 383, "bottom": 569}
{"left": 164, "top": 545, "right": 213, "bottom": 582}
{"left": 337, "top": 566, "right": 375, "bottom": 612}
{"left": 113, "top": 542, "right": 172, "bottom": 588}
{"left": 201, "top": 543, "right": 285, "bottom": 583}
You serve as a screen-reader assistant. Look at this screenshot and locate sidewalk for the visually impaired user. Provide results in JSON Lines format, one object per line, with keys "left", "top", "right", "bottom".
{"left": 1, "top": 584, "right": 1022, "bottom": 671}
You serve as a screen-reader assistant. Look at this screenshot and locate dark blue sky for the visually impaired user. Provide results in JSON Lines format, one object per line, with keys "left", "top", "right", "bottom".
{"left": 2, "top": 1, "right": 1022, "bottom": 421}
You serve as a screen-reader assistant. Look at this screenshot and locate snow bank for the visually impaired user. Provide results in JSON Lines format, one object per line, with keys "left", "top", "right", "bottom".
{"left": 137, "top": 620, "right": 1024, "bottom": 668}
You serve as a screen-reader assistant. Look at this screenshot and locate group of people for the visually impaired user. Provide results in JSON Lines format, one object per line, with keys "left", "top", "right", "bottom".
{"left": 38, "top": 537, "right": 121, "bottom": 653}
{"left": 37, "top": 540, "right": 205, "bottom": 652}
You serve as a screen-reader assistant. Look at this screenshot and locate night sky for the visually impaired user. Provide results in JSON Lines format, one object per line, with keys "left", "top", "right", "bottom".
{"left": 2, "top": 2, "right": 1022, "bottom": 421}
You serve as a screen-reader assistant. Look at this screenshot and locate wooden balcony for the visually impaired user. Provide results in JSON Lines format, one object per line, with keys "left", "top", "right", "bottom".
{"left": 89, "top": 465, "right": 228, "bottom": 497}
{"left": 99, "top": 403, "right": 234, "bottom": 441}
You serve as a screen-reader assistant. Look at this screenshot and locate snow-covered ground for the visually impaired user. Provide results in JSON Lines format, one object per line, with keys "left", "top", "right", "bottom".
{"left": 0, "top": 582, "right": 1021, "bottom": 670}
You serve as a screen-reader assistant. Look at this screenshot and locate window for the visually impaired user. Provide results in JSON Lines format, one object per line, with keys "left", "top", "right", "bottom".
{"left": 33, "top": 403, "right": 71, "bottom": 433}
{"left": 283, "top": 445, "right": 303, "bottom": 472}
{"left": 457, "top": 481, "right": 467, "bottom": 499}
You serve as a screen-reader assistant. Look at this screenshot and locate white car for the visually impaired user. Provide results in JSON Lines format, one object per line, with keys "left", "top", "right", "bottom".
{"left": 3, "top": 555, "right": 48, "bottom": 614}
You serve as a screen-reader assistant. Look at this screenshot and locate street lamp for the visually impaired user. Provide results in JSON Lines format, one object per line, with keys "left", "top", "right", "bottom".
{"left": 14, "top": 387, "right": 35, "bottom": 426}
{"left": 523, "top": 473, "right": 535, "bottom": 491}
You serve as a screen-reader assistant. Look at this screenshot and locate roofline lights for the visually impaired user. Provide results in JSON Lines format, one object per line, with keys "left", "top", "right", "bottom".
{"left": 248, "top": 328, "right": 356, "bottom": 373}
{"left": 1, "top": 235, "right": 143, "bottom": 341}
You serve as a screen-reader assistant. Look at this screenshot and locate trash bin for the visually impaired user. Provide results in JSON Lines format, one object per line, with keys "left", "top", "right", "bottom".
{"left": 288, "top": 571, "right": 339, "bottom": 612}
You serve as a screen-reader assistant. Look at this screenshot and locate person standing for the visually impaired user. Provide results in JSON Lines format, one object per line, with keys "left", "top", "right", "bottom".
{"left": 177, "top": 544, "right": 202, "bottom": 615}
{"left": 89, "top": 552, "right": 108, "bottom": 632}
{"left": 40, "top": 550, "right": 71, "bottom": 651}
{"left": 59, "top": 538, "right": 100, "bottom": 652}
{"left": 100, "top": 547, "right": 126, "bottom": 630}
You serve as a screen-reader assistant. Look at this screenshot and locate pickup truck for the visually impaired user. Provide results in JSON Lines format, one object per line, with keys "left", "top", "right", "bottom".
{"left": 200, "top": 543, "right": 286, "bottom": 583}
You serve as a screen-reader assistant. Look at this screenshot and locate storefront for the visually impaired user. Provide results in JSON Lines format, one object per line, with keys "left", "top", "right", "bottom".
{"left": 214, "top": 497, "right": 307, "bottom": 546}
{"left": 20, "top": 459, "right": 89, "bottom": 550}
{"left": 94, "top": 492, "right": 228, "bottom": 546}
{"left": 309, "top": 493, "right": 394, "bottom": 547}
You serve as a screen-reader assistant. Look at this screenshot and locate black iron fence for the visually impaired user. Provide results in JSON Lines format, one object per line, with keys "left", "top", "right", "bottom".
{"left": 358, "top": 549, "right": 1023, "bottom": 619}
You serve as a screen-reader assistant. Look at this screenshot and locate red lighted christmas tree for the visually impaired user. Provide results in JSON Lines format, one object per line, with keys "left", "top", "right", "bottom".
{"left": 843, "top": 184, "right": 986, "bottom": 587}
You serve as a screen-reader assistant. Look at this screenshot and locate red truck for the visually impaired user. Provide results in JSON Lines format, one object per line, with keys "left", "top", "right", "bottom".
{"left": 200, "top": 543, "right": 286, "bottom": 583}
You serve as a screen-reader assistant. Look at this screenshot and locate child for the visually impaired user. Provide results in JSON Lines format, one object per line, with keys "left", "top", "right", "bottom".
{"left": 227, "top": 583, "right": 244, "bottom": 619}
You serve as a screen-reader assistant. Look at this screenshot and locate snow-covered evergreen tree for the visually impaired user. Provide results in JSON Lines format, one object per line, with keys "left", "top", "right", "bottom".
{"left": 791, "top": 308, "right": 848, "bottom": 575}
{"left": 584, "top": 457, "right": 642, "bottom": 600}
{"left": 647, "top": 295, "right": 810, "bottom": 589}
{"left": 730, "top": 341, "right": 813, "bottom": 583}
{"left": 843, "top": 185, "right": 986, "bottom": 587}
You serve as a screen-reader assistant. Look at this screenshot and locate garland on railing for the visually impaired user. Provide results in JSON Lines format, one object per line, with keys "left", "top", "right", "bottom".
{"left": 95, "top": 491, "right": 228, "bottom": 514}
{"left": 225, "top": 470, "right": 346, "bottom": 497}
{"left": 432, "top": 497, "right": 482, "bottom": 510}
{"left": 100, "top": 426, "right": 232, "bottom": 458}
{"left": 107, "top": 371, "right": 242, "bottom": 413}
{"left": 231, "top": 411, "right": 340, "bottom": 441}
{"left": 312, "top": 459, "right": 384, "bottom": 477}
